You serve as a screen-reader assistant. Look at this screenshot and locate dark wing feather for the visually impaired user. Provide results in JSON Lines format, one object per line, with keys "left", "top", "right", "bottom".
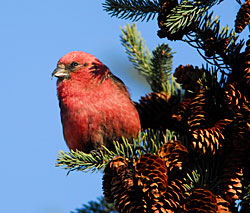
{"left": 108, "top": 72, "right": 131, "bottom": 98}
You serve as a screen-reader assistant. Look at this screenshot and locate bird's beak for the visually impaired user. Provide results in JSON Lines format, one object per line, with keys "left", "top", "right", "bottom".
{"left": 52, "top": 64, "right": 70, "bottom": 79}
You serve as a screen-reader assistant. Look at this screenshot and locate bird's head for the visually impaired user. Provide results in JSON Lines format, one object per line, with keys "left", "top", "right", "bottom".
{"left": 52, "top": 51, "right": 107, "bottom": 81}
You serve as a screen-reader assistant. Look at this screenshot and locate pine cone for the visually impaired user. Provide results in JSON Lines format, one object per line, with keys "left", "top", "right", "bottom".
{"left": 135, "top": 92, "right": 176, "bottom": 130}
{"left": 103, "top": 156, "right": 145, "bottom": 212}
{"left": 135, "top": 154, "right": 168, "bottom": 198}
{"left": 222, "top": 167, "right": 244, "bottom": 204}
{"left": 172, "top": 89, "right": 210, "bottom": 134}
{"left": 200, "top": 29, "right": 229, "bottom": 57}
{"left": 183, "top": 188, "right": 217, "bottom": 212}
{"left": 224, "top": 82, "right": 243, "bottom": 111}
{"left": 220, "top": 92, "right": 250, "bottom": 205}
{"left": 216, "top": 195, "right": 231, "bottom": 213}
{"left": 172, "top": 97, "right": 192, "bottom": 124}
{"left": 174, "top": 64, "right": 204, "bottom": 92}
{"left": 221, "top": 147, "right": 247, "bottom": 204}
{"left": 158, "top": 140, "right": 189, "bottom": 175}
{"left": 232, "top": 112, "right": 250, "bottom": 147}
{"left": 243, "top": 38, "right": 250, "bottom": 87}
{"left": 103, "top": 157, "right": 132, "bottom": 202}
{"left": 187, "top": 89, "right": 207, "bottom": 131}
{"left": 164, "top": 178, "right": 188, "bottom": 210}
{"left": 200, "top": 29, "right": 217, "bottom": 57}
{"left": 235, "top": 1, "right": 250, "bottom": 33}
{"left": 135, "top": 154, "right": 173, "bottom": 212}
{"left": 191, "top": 118, "right": 232, "bottom": 154}
{"left": 216, "top": 37, "right": 230, "bottom": 56}
{"left": 103, "top": 162, "right": 114, "bottom": 203}
{"left": 225, "top": 82, "right": 250, "bottom": 147}
{"left": 231, "top": 52, "right": 246, "bottom": 83}
{"left": 172, "top": 89, "right": 207, "bottom": 132}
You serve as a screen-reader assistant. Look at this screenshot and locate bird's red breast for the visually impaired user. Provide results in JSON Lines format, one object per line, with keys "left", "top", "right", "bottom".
{"left": 53, "top": 51, "right": 141, "bottom": 153}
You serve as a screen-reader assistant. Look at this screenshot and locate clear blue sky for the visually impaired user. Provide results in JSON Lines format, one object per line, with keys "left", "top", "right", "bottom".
{"left": 0, "top": 1, "right": 247, "bottom": 212}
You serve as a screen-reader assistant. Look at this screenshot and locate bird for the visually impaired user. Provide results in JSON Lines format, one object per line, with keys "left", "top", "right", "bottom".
{"left": 52, "top": 51, "right": 141, "bottom": 153}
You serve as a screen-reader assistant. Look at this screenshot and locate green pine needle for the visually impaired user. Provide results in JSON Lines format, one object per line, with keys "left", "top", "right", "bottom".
{"left": 183, "top": 11, "right": 244, "bottom": 73}
{"left": 197, "top": 12, "right": 244, "bottom": 65}
{"left": 120, "top": 23, "right": 152, "bottom": 76}
{"left": 184, "top": 154, "right": 222, "bottom": 193}
{"left": 56, "top": 129, "right": 176, "bottom": 173}
{"left": 121, "top": 23, "right": 179, "bottom": 94}
{"left": 150, "top": 43, "right": 174, "bottom": 93}
{"left": 103, "top": 0, "right": 160, "bottom": 21}
{"left": 162, "top": 0, "right": 208, "bottom": 35}
{"left": 56, "top": 149, "right": 110, "bottom": 173}
{"left": 71, "top": 196, "right": 117, "bottom": 213}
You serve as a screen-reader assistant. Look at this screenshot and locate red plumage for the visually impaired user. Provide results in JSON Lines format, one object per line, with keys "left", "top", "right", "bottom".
{"left": 52, "top": 51, "right": 141, "bottom": 153}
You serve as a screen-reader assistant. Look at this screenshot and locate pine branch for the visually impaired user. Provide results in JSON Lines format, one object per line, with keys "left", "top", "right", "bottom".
{"left": 71, "top": 196, "right": 117, "bottom": 213}
{"left": 181, "top": 12, "right": 244, "bottom": 76}
{"left": 157, "top": 0, "right": 219, "bottom": 40}
{"left": 56, "top": 129, "right": 176, "bottom": 173}
{"left": 56, "top": 148, "right": 116, "bottom": 173}
{"left": 158, "top": 1, "right": 243, "bottom": 76}
{"left": 120, "top": 23, "right": 152, "bottom": 77}
{"left": 121, "top": 23, "right": 180, "bottom": 94}
{"left": 162, "top": 0, "right": 207, "bottom": 35}
{"left": 185, "top": 155, "right": 222, "bottom": 193}
{"left": 169, "top": 74, "right": 181, "bottom": 96}
{"left": 150, "top": 43, "right": 174, "bottom": 92}
{"left": 103, "top": 0, "right": 160, "bottom": 21}
{"left": 196, "top": 12, "right": 244, "bottom": 68}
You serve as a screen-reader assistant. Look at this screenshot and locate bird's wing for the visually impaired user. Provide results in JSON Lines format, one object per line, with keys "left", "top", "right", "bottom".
{"left": 108, "top": 72, "right": 131, "bottom": 98}
{"left": 90, "top": 61, "right": 131, "bottom": 98}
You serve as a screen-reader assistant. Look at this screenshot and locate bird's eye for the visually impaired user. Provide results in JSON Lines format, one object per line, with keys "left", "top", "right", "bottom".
{"left": 70, "top": 62, "right": 79, "bottom": 67}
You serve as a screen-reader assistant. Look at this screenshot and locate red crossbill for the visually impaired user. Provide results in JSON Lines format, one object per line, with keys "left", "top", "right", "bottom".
{"left": 52, "top": 51, "right": 140, "bottom": 153}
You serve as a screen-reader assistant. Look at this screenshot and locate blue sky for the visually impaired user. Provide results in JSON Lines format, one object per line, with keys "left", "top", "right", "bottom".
{"left": 0, "top": 1, "right": 247, "bottom": 212}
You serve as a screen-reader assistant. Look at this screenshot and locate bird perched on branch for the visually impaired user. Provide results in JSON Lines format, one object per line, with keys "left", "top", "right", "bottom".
{"left": 52, "top": 51, "right": 141, "bottom": 153}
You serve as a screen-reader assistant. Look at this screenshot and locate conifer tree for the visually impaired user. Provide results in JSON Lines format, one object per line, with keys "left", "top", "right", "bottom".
{"left": 57, "top": 0, "right": 250, "bottom": 212}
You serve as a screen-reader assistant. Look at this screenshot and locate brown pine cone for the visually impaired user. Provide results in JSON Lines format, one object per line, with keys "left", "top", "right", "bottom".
{"left": 232, "top": 112, "right": 250, "bottom": 147}
{"left": 216, "top": 195, "right": 231, "bottom": 213}
{"left": 103, "top": 156, "right": 132, "bottom": 202}
{"left": 135, "top": 154, "right": 171, "bottom": 212}
{"left": 174, "top": 64, "right": 205, "bottom": 92}
{"left": 183, "top": 188, "right": 217, "bottom": 212}
{"left": 221, "top": 147, "right": 247, "bottom": 204}
{"left": 224, "top": 82, "right": 250, "bottom": 147}
{"left": 103, "top": 162, "right": 114, "bottom": 203}
{"left": 199, "top": 29, "right": 230, "bottom": 57}
{"left": 224, "top": 82, "right": 243, "bottom": 111}
{"left": 243, "top": 38, "right": 250, "bottom": 86}
{"left": 103, "top": 156, "right": 145, "bottom": 212}
{"left": 216, "top": 37, "right": 230, "bottom": 56}
{"left": 191, "top": 118, "right": 232, "bottom": 155}
{"left": 187, "top": 89, "right": 207, "bottom": 131}
{"left": 135, "top": 92, "right": 176, "bottom": 130}
{"left": 172, "top": 97, "right": 192, "bottom": 124}
{"left": 172, "top": 89, "right": 209, "bottom": 133}
{"left": 135, "top": 154, "right": 168, "bottom": 197}
{"left": 235, "top": 1, "right": 250, "bottom": 33}
{"left": 200, "top": 29, "right": 217, "bottom": 57}
{"left": 164, "top": 178, "right": 188, "bottom": 211}
{"left": 158, "top": 140, "right": 189, "bottom": 175}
